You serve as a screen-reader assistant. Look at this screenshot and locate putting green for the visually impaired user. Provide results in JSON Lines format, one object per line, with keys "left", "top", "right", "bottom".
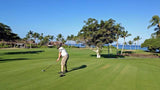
{"left": 0, "top": 48, "right": 160, "bottom": 90}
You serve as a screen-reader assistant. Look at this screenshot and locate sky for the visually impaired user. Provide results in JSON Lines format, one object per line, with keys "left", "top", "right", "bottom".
{"left": 0, "top": 0, "right": 160, "bottom": 44}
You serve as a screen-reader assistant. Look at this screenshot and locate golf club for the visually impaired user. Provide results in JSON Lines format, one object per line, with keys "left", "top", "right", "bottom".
{"left": 41, "top": 64, "right": 53, "bottom": 72}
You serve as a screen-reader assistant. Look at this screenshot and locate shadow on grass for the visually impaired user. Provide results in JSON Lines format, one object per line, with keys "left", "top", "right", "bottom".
{"left": 118, "top": 51, "right": 135, "bottom": 54}
{"left": 91, "top": 54, "right": 125, "bottom": 58}
{"left": 68, "top": 65, "right": 87, "bottom": 72}
{"left": 0, "top": 58, "right": 30, "bottom": 63}
{"left": 4, "top": 50, "right": 44, "bottom": 55}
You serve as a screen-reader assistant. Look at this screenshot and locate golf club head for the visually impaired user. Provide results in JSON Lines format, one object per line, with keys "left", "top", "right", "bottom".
{"left": 42, "top": 70, "right": 45, "bottom": 72}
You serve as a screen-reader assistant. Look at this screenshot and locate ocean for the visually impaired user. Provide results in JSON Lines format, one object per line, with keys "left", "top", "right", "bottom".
{"left": 112, "top": 45, "right": 148, "bottom": 51}
{"left": 66, "top": 43, "right": 148, "bottom": 51}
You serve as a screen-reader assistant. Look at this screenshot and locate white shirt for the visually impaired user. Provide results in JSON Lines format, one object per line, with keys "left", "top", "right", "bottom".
{"left": 59, "top": 47, "right": 68, "bottom": 56}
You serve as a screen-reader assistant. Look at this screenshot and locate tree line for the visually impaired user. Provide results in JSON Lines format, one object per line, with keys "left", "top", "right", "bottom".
{"left": 0, "top": 18, "right": 140, "bottom": 53}
{"left": 0, "top": 22, "right": 77, "bottom": 48}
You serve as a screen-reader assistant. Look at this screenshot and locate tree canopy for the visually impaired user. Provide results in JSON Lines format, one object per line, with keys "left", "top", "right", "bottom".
{"left": 0, "top": 22, "right": 20, "bottom": 41}
{"left": 78, "top": 18, "right": 118, "bottom": 48}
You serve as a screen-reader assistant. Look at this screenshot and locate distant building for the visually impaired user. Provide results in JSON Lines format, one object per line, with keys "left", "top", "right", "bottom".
{"left": 15, "top": 43, "right": 25, "bottom": 48}
{"left": 48, "top": 41, "right": 62, "bottom": 46}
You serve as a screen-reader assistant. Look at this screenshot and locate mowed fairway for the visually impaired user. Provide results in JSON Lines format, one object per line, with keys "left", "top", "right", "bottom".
{"left": 0, "top": 48, "right": 160, "bottom": 90}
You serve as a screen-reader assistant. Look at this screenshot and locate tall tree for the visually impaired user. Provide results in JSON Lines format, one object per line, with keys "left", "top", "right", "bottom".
{"left": 50, "top": 35, "right": 54, "bottom": 41}
{"left": 67, "top": 36, "right": 71, "bottom": 40}
{"left": 78, "top": 18, "right": 117, "bottom": 58}
{"left": 128, "top": 40, "right": 133, "bottom": 50}
{"left": 67, "top": 34, "right": 75, "bottom": 40}
{"left": 136, "top": 36, "right": 141, "bottom": 49}
{"left": 148, "top": 15, "right": 160, "bottom": 38}
{"left": 148, "top": 15, "right": 160, "bottom": 29}
{"left": 43, "top": 35, "right": 50, "bottom": 45}
{"left": 114, "top": 23, "right": 123, "bottom": 55}
{"left": 33, "top": 32, "right": 40, "bottom": 44}
{"left": 56, "top": 34, "right": 63, "bottom": 42}
{"left": 0, "top": 22, "right": 20, "bottom": 42}
{"left": 120, "top": 30, "right": 131, "bottom": 54}
{"left": 26, "top": 30, "right": 33, "bottom": 48}
{"left": 133, "top": 37, "right": 137, "bottom": 50}
{"left": 36, "top": 33, "right": 40, "bottom": 44}
{"left": 39, "top": 33, "right": 43, "bottom": 46}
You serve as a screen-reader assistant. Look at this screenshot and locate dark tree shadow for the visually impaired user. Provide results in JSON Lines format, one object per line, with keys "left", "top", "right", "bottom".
{"left": 118, "top": 51, "right": 135, "bottom": 54}
{"left": 68, "top": 65, "right": 87, "bottom": 72}
{"left": 123, "top": 51, "right": 134, "bottom": 54}
{"left": 4, "top": 50, "right": 44, "bottom": 55}
{"left": 0, "top": 58, "right": 30, "bottom": 63}
{"left": 91, "top": 54, "right": 125, "bottom": 58}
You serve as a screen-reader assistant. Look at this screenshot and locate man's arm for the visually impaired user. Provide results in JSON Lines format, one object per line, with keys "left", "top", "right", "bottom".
{"left": 57, "top": 52, "right": 61, "bottom": 62}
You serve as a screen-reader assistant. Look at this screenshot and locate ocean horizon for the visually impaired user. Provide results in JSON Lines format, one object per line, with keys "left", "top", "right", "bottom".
{"left": 112, "top": 45, "right": 147, "bottom": 51}
{"left": 66, "top": 43, "right": 148, "bottom": 51}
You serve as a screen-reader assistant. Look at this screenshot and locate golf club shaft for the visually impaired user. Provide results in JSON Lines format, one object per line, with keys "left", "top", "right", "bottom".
{"left": 44, "top": 64, "right": 53, "bottom": 71}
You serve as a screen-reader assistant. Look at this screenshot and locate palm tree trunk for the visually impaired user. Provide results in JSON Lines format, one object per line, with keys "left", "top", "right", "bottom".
{"left": 30, "top": 41, "right": 31, "bottom": 49}
{"left": 121, "top": 38, "right": 125, "bottom": 54}
{"left": 109, "top": 43, "right": 112, "bottom": 53}
{"left": 108, "top": 44, "right": 110, "bottom": 55}
{"left": 30, "top": 38, "right": 32, "bottom": 49}
{"left": 116, "top": 39, "right": 119, "bottom": 55}
{"left": 96, "top": 47, "right": 100, "bottom": 58}
{"left": 137, "top": 40, "right": 139, "bottom": 49}
{"left": 130, "top": 45, "right": 131, "bottom": 50}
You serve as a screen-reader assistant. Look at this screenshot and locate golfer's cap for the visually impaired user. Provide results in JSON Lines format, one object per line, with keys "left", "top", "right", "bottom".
{"left": 57, "top": 43, "right": 62, "bottom": 49}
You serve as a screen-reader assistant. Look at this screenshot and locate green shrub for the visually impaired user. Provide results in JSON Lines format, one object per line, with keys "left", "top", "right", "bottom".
{"left": 0, "top": 43, "right": 12, "bottom": 48}
{"left": 141, "top": 38, "right": 160, "bottom": 52}
{"left": 40, "top": 45, "right": 48, "bottom": 48}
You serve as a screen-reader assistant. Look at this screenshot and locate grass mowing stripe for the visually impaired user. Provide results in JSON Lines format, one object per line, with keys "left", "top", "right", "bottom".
{"left": 85, "top": 61, "right": 126, "bottom": 90}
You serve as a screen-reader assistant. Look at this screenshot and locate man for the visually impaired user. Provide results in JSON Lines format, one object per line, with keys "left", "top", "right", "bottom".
{"left": 57, "top": 44, "right": 69, "bottom": 77}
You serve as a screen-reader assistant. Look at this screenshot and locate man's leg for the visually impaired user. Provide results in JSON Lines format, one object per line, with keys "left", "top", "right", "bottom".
{"left": 61, "top": 65, "right": 64, "bottom": 72}
{"left": 60, "top": 56, "right": 67, "bottom": 73}
{"left": 64, "top": 55, "right": 69, "bottom": 72}
{"left": 60, "top": 61, "right": 65, "bottom": 77}
{"left": 65, "top": 63, "right": 68, "bottom": 72}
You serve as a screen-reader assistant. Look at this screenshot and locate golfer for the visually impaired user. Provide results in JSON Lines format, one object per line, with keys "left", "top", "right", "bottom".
{"left": 57, "top": 44, "right": 69, "bottom": 77}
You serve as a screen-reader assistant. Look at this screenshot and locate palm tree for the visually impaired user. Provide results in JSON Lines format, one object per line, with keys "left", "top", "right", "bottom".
{"left": 136, "top": 36, "right": 141, "bottom": 49}
{"left": 33, "top": 32, "right": 39, "bottom": 44}
{"left": 27, "top": 30, "right": 33, "bottom": 48}
{"left": 120, "top": 30, "right": 131, "bottom": 54}
{"left": 39, "top": 33, "right": 43, "bottom": 46}
{"left": 124, "top": 42, "right": 127, "bottom": 49}
{"left": 67, "top": 36, "right": 71, "bottom": 40}
{"left": 148, "top": 15, "right": 160, "bottom": 38}
{"left": 133, "top": 37, "right": 137, "bottom": 50}
{"left": 43, "top": 35, "right": 50, "bottom": 45}
{"left": 148, "top": 15, "right": 160, "bottom": 29}
{"left": 114, "top": 23, "right": 123, "bottom": 55}
{"left": 50, "top": 35, "right": 54, "bottom": 41}
{"left": 56, "top": 34, "right": 62, "bottom": 41}
{"left": 128, "top": 40, "right": 133, "bottom": 50}
{"left": 36, "top": 33, "right": 40, "bottom": 44}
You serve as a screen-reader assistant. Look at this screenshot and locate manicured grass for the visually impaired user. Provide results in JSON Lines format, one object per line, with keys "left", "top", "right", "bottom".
{"left": 0, "top": 48, "right": 160, "bottom": 90}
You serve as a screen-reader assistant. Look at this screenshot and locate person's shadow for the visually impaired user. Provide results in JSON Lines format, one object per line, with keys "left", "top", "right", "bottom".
{"left": 68, "top": 65, "right": 87, "bottom": 72}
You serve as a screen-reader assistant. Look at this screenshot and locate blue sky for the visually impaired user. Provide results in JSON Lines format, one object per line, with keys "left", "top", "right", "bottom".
{"left": 1, "top": 0, "right": 160, "bottom": 44}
